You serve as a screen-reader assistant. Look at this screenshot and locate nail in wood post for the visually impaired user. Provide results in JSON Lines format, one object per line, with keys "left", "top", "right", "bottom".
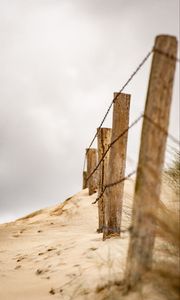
{"left": 103, "top": 93, "right": 131, "bottom": 240}
{"left": 82, "top": 171, "right": 87, "bottom": 189}
{"left": 86, "top": 148, "right": 98, "bottom": 195}
{"left": 125, "top": 35, "right": 177, "bottom": 288}
{"left": 97, "top": 128, "right": 112, "bottom": 233}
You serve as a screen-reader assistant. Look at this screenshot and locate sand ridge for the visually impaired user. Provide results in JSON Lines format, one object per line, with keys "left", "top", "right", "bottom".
{"left": 0, "top": 178, "right": 173, "bottom": 300}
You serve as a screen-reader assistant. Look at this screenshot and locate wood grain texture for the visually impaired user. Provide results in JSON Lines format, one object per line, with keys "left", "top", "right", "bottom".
{"left": 97, "top": 128, "right": 112, "bottom": 233}
{"left": 86, "top": 148, "right": 98, "bottom": 195}
{"left": 82, "top": 171, "right": 87, "bottom": 189}
{"left": 103, "top": 93, "right": 131, "bottom": 240}
{"left": 125, "top": 35, "right": 178, "bottom": 288}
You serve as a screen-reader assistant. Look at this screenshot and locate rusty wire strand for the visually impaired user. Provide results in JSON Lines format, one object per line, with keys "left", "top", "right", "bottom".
{"left": 83, "top": 47, "right": 180, "bottom": 200}
{"left": 153, "top": 47, "right": 180, "bottom": 63}
{"left": 83, "top": 47, "right": 180, "bottom": 171}
{"left": 86, "top": 113, "right": 143, "bottom": 184}
{"left": 143, "top": 114, "right": 180, "bottom": 146}
{"left": 92, "top": 170, "right": 136, "bottom": 204}
{"left": 83, "top": 47, "right": 180, "bottom": 172}
{"left": 83, "top": 49, "right": 154, "bottom": 171}
{"left": 92, "top": 141, "right": 178, "bottom": 204}
{"left": 86, "top": 112, "right": 179, "bottom": 187}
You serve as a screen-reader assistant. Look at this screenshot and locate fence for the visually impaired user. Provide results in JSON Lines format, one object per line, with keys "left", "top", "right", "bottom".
{"left": 82, "top": 35, "right": 179, "bottom": 288}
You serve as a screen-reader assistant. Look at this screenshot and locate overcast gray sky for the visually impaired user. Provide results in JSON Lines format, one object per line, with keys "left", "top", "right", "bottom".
{"left": 0, "top": 0, "right": 179, "bottom": 223}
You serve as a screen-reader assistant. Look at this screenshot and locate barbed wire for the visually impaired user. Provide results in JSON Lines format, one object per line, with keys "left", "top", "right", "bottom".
{"left": 92, "top": 170, "right": 136, "bottom": 204}
{"left": 153, "top": 47, "right": 180, "bottom": 63}
{"left": 83, "top": 49, "right": 154, "bottom": 171}
{"left": 83, "top": 44, "right": 179, "bottom": 203}
{"left": 92, "top": 144, "right": 179, "bottom": 205}
{"left": 86, "top": 112, "right": 179, "bottom": 188}
{"left": 86, "top": 113, "right": 143, "bottom": 183}
{"left": 143, "top": 114, "right": 180, "bottom": 146}
{"left": 83, "top": 47, "right": 180, "bottom": 171}
{"left": 92, "top": 143, "right": 179, "bottom": 205}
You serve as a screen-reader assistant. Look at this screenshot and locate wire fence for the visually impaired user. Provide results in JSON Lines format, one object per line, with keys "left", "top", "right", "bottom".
{"left": 83, "top": 44, "right": 180, "bottom": 204}
{"left": 86, "top": 113, "right": 143, "bottom": 183}
{"left": 92, "top": 170, "right": 137, "bottom": 204}
{"left": 84, "top": 47, "right": 180, "bottom": 171}
{"left": 83, "top": 49, "right": 153, "bottom": 171}
{"left": 86, "top": 111, "right": 179, "bottom": 199}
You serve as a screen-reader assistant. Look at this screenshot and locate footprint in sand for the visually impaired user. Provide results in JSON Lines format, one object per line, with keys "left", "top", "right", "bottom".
{"left": 12, "top": 233, "right": 20, "bottom": 238}
{"left": 45, "top": 276, "right": 50, "bottom": 280}
{"left": 47, "top": 247, "right": 56, "bottom": 252}
{"left": 38, "top": 252, "right": 45, "bottom": 256}
{"left": 66, "top": 273, "right": 77, "bottom": 278}
{"left": 49, "top": 287, "right": 64, "bottom": 295}
{"left": 12, "top": 254, "right": 26, "bottom": 262}
{"left": 49, "top": 288, "right": 56, "bottom": 295}
{"left": 16, "top": 255, "right": 27, "bottom": 262}
{"left": 15, "top": 265, "right": 21, "bottom": 270}
{"left": 35, "top": 268, "right": 49, "bottom": 275}
{"left": 38, "top": 246, "right": 56, "bottom": 256}
{"left": 89, "top": 247, "right": 97, "bottom": 251}
{"left": 12, "top": 229, "right": 26, "bottom": 237}
{"left": 42, "top": 247, "right": 57, "bottom": 259}
{"left": 82, "top": 248, "right": 97, "bottom": 257}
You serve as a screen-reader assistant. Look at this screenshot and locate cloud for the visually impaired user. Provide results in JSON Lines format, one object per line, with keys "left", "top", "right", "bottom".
{"left": 0, "top": 0, "right": 179, "bottom": 221}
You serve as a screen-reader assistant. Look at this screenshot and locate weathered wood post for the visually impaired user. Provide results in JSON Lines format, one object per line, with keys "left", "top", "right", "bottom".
{"left": 103, "top": 93, "right": 131, "bottom": 240}
{"left": 97, "top": 128, "right": 112, "bottom": 233}
{"left": 82, "top": 171, "right": 87, "bottom": 189}
{"left": 86, "top": 148, "right": 98, "bottom": 195}
{"left": 125, "top": 35, "right": 177, "bottom": 288}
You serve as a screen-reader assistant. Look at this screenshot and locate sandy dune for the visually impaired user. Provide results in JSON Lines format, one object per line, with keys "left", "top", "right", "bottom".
{"left": 0, "top": 179, "right": 135, "bottom": 300}
{"left": 0, "top": 178, "right": 174, "bottom": 300}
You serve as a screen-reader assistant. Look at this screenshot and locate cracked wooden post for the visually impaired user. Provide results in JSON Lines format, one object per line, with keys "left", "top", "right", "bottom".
{"left": 97, "top": 128, "right": 112, "bottom": 233}
{"left": 125, "top": 35, "right": 178, "bottom": 288}
{"left": 103, "top": 93, "right": 131, "bottom": 240}
{"left": 82, "top": 171, "right": 87, "bottom": 189}
{"left": 86, "top": 148, "right": 98, "bottom": 195}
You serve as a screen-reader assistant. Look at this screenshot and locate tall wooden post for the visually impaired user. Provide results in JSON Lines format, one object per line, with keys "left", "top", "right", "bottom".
{"left": 82, "top": 171, "right": 87, "bottom": 189}
{"left": 97, "top": 128, "right": 112, "bottom": 233}
{"left": 125, "top": 35, "right": 177, "bottom": 288}
{"left": 103, "top": 93, "right": 131, "bottom": 240}
{"left": 86, "top": 148, "right": 98, "bottom": 195}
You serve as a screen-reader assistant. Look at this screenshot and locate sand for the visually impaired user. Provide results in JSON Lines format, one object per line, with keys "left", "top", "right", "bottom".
{"left": 0, "top": 178, "right": 174, "bottom": 300}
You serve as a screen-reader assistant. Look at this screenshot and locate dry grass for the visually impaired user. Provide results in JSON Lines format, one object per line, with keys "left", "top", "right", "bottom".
{"left": 144, "top": 152, "right": 180, "bottom": 300}
{"left": 149, "top": 204, "right": 180, "bottom": 299}
{"left": 17, "top": 208, "right": 44, "bottom": 220}
{"left": 95, "top": 153, "right": 180, "bottom": 300}
{"left": 50, "top": 196, "right": 72, "bottom": 216}
{"left": 165, "top": 151, "right": 180, "bottom": 195}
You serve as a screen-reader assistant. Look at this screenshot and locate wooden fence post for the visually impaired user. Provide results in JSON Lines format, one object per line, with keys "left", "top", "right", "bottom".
{"left": 103, "top": 93, "right": 131, "bottom": 240}
{"left": 97, "top": 128, "right": 112, "bottom": 233}
{"left": 86, "top": 148, "right": 98, "bottom": 195}
{"left": 82, "top": 171, "right": 87, "bottom": 189}
{"left": 125, "top": 35, "right": 177, "bottom": 288}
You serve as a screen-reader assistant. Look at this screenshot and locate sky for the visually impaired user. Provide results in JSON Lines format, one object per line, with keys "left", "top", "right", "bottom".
{"left": 0, "top": 0, "right": 179, "bottom": 223}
